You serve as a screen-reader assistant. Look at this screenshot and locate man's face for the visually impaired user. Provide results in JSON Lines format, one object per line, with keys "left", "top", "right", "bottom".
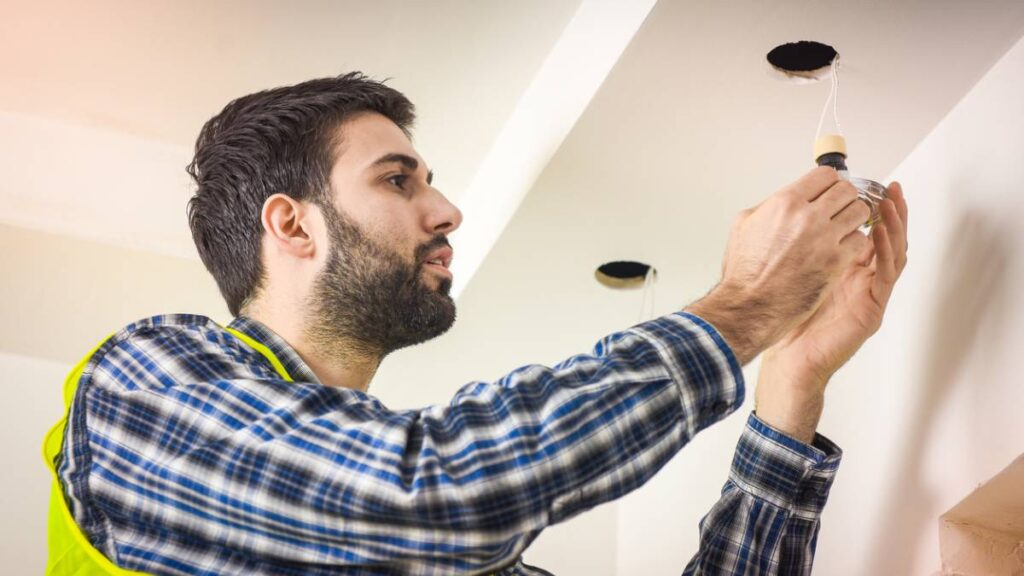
{"left": 304, "top": 112, "right": 463, "bottom": 356}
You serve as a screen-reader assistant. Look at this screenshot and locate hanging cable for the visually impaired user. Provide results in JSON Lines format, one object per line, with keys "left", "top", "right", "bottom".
{"left": 637, "top": 267, "right": 657, "bottom": 323}
{"left": 647, "top": 269, "right": 656, "bottom": 320}
{"left": 815, "top": 55, "right": 843, "bottom": 140}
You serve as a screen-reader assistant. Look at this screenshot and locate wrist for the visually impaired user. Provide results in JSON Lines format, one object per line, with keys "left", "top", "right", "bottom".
{"left": 754, "top": 349, "right": 829, "bottom": 444}
{"left": 684, "top": 281, "right": 776, "bottom": 365}
{"left": 753, "top": 396, "right": 823, "bottom": 446}
{"left": 759, "top": 346, "right": 832, "bottom": 395}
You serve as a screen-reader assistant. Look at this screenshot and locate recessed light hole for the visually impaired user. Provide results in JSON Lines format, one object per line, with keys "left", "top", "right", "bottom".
{"left": 595, "top": 261, "right": 656, "bottom": 289}
{"left": 767, "top": 41, "right": 838, "bottom": 82}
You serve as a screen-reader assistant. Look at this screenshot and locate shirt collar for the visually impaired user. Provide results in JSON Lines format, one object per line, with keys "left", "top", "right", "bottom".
{"left": 226, "top": 315, "right": 322, "bottom": 385}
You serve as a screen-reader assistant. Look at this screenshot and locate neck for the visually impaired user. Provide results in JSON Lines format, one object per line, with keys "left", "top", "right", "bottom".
{"left": 243, "top": 300, "right": 381, "bottom": 392}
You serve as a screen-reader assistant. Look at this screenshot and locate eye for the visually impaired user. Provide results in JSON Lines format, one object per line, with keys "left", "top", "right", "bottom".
{"left": 386, "top": 174, "right": 409, "bottom": 191}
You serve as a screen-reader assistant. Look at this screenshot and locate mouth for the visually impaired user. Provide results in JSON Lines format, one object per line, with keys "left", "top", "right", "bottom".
{"left": 423, "top": 260, "right": 453, "bottom": 279}
{"left": 422, "top": 246, "right": 454, "bottom": 280}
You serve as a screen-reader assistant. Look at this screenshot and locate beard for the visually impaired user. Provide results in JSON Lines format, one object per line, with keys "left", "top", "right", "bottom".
{"left": 304, "top": 205, "right": 457, "bottom": 359}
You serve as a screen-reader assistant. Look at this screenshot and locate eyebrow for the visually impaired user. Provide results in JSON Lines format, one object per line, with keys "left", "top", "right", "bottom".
{"left": 370, "top": 153, "right": 434, "bottom": 185}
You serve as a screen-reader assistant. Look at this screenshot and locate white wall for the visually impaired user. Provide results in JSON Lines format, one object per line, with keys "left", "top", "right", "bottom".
{"left": 0, "top": 352, "right": 71, "bottom": 574}
{"left": 827, "top": 32, "right": 1024, "bottom": 576}
{"left": 615, "top": 33, "right": 1024, "bottom": 576}
{"left": 0, "top": 224, "right": 227, "bottom": 575}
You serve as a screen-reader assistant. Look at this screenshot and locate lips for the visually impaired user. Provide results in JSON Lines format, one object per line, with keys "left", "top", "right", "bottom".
{"left": 423, "top": 246, "right": 453, "bottom": 270}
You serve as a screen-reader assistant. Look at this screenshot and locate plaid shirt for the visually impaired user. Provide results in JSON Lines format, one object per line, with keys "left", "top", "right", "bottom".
{"left": 55, "top": 311, "right": 840, "bottom": 575}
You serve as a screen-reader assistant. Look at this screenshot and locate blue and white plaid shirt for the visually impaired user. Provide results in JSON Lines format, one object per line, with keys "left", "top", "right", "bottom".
{"left": 55, "top": 311, "right": 841, "bottom": 575}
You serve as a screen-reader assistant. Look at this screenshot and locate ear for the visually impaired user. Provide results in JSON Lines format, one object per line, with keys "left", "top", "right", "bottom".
{"left": 261, "top": 194, "right": 318, "bottom": 259}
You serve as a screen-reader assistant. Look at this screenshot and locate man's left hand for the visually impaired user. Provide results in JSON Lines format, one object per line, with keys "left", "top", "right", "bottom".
{"left": 755, "top": 182, "right": 909, "bottom": 443}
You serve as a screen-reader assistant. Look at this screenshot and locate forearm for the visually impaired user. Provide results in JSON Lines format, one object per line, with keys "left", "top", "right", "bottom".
{"left": 441, "top": 312, "right": 746, "bottom": 528}
{"left": 683, "top": 414, "right": 842, "bottom": 576}
{"left": 753, "top": 348, "right": 829, "bottom": 444}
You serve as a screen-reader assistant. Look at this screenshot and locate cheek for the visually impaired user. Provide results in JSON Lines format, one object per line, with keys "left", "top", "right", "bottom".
{"left": 342, "top": 194, "right": 420, "bottom": 262}
{"left": 365, "top": 219, "right": 417, "bottom": 264}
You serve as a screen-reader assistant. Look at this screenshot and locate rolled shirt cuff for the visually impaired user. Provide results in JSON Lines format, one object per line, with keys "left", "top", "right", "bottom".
{"left": 729, "top": 412, "right": 842, "bottom": 520}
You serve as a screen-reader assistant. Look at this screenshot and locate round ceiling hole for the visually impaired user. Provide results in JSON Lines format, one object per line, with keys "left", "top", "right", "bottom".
{"left": 766, "top": 41, "right": 838, "bottom": 82}
{"left": 595, "top": 261, "right": 656, "bottom": 289}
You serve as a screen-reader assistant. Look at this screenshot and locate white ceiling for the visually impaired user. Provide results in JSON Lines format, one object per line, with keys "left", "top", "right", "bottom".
{"left": 375, "top": 0, "right": 1024, "bottom": 409}
{"left": 3, "top": 0, "right": 1024, "bottom": 368}
{"left": 1, "top": 0, "right": 579, "bottom": 151}
{"left": 0, "top": 0, "right": 584, "bottom": 257}
{"left": 458, "top": 0, "right": 1024, "bottom": 314}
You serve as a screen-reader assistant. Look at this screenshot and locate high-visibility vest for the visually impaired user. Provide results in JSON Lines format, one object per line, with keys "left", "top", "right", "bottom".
{"left": 42, "top": 326, "right": 293, "bottom": 575}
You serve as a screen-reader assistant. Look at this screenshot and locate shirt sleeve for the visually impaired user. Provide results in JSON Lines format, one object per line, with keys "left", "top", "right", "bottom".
{"left": 67, "top": 312, "right": 745, "bottom": 574}
{"left": 682, "top": 413, "right": 843, "bottom": 576}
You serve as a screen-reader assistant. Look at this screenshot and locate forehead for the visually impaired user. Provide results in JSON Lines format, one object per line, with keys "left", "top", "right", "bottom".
{"left": 331, "top": 112, "right": 424, "bottom": 173}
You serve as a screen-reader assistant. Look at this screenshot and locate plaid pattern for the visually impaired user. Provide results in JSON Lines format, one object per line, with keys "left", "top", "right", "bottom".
{"left": 54, "top": 311, "right": 839, "bottom": 575}
{"left": 683, "top": 415, "right": 841, "bottom": 575}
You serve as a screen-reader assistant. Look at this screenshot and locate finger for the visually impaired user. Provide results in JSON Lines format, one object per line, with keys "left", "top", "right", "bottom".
{"left": 854, "top": 232, "right": 875, "bottom": 266}
{"left": 888, "top": 181, "right": 908, "bottom": 231}
{"left": 879, "top": 198, "right": 907, "bottom": 273}
{"left": 839, "top": 229, "right": 872, "bottom": 267}
{"left": 872, "top": 223, "right": 897, "bottom": 304}
{"left": 789, "top": 165, "right": 841, "bottom": 201}
{"left": 812, "top": 179, "right": 860, "bottom": 217}
{"left": 831, "top": 197, "right": 872, "bottom": 238}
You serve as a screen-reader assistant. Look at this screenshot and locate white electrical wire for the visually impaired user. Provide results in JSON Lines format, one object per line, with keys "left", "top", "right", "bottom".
{"left": 648, "top": 270, "right": 655, "bottom": 319}
{"left": 637, "top": 270, "right": 650, "bottom": 322}
{"left": 637, "top": 267, "right": 657, "bottom": 322}
{"left": 815, "top": 55, "right": 843, "bottom": 139}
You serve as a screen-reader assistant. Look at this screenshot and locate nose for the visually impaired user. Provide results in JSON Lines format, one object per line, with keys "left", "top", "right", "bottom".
{"left": 424, "top": 187, "right": 463, "bottom": 235}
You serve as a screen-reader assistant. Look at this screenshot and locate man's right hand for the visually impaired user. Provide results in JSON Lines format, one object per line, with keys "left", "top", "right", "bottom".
{"left": 686, "top": 166, "right": 872, "bottom": 364}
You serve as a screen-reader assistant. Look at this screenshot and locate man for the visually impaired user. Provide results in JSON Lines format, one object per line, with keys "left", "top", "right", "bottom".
{"left": 48, "top": 73, "right": 908, "bottom": 575}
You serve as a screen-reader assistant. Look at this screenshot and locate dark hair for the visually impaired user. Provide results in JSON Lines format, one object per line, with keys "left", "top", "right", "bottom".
{"left": 186, "top": 72, "right": 415, "bottom": 316}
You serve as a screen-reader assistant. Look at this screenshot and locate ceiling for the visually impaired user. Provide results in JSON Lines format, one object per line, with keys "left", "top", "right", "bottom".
{"left": 376, "top": 0, "right": 1024, "bottom": 408}
{"left": 459, "top": 0, "right": 1024, "bottom": 312}
{"left": 3, "top": 0, "right": 1024, "bottom": 378}
{"left": 0, "top": 0, "right": 581, "bottom": 160}
{"left": 0, "top": 0, "right": 584, "bottom": 258}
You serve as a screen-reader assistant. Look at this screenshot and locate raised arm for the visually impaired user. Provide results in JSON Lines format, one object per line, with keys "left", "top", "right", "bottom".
{"left": 66, "top": 311, "right": 743, "bottom": 574}
{"left": 682, "top": 182, "right": 908, "bottom": 575}
{"left": 63, "top": 166, "right": 887, "bottom": 575}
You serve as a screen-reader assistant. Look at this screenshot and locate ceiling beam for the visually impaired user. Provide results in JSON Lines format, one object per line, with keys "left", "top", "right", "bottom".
{"left": 449, "top": 0, "right": 658, "bottom": 299}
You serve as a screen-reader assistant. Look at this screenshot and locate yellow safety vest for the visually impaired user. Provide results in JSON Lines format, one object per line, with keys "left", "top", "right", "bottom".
{"left": 42, "top": 326, "right": 293, "bottom": 575}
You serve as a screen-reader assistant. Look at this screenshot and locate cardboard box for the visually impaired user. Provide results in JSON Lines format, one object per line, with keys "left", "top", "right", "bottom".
{"left": 939, "top": 454, "right": 1024, "bottom": 575}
